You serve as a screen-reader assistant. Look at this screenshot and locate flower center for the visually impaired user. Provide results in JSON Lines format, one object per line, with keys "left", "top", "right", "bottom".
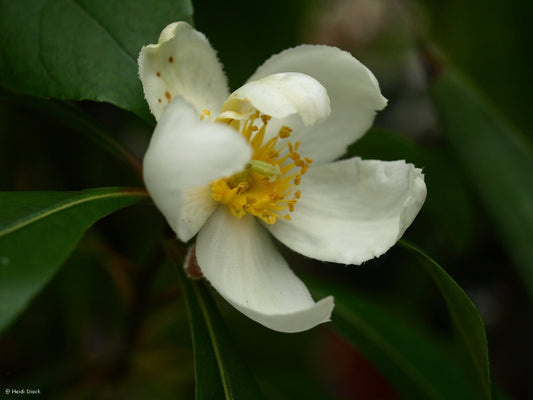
{"left": 210, "top": 110, "right": 311, "bottom": 224}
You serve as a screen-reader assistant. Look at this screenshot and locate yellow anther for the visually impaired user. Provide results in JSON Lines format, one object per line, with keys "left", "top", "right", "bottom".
{"left": 278, "top": 125, "right": 292, "bottom": 138}
{"left": 289, "top": 152, "right": 300, "bottom": 161}
{"left": 236, "top": 181, "right": 249, "bottom": 194}
{"left": 265, "top": 215, "right": 276, "bottom": 224}
{"left": 269, "top": 192, "right": 281, "bottom": 201}
{"left": 261, "top": 114, "right": 271, "bottom": 124}
{"left": 288, "top": 199, "right": 297, "bottom": 212}
{"left": 210, "top": 109, "right": 311, "bottom": 224}
{"left": 200, "top": 109, "right": 211, "bottom": 120}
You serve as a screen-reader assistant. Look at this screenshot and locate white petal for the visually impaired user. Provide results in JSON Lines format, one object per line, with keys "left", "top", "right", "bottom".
{"left": 143, "top": 96, "right": 252, "bottom": 241}
{"left": 267, "top": 158, "right": 426, "bottom": 265}
{"left": 196, "top": 207, "right": 334, "bottom": 333}
{"left": 138, "top": 21, "right": 229, "bottom": 121}
{"left": 249, "top": 45, "right": 387, "bottom": 164}
{"left": 221, "top": 72, "right": 330, "bottom": 126}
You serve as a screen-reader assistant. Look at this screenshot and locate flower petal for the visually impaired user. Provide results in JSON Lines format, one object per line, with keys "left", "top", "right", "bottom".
{"left": 196, "top": 207, "right": 334, "bottom": 333}
{"left": 138, "top": 21, "right": 229, "bottom": 121}
{"left": 267, "top": 158, "right": 426, "bottom": 265}
{"left": 143, "top": 96, "right": 252, "bottom": 241}
{"left": 221, "top": 72, "right": 330, "bottom": 126}
{"left": 248, "top": 45, "right": 387, "bottom": 164}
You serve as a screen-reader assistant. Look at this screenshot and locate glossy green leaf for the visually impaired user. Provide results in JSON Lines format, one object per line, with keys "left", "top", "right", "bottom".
{"left": 170, "top": 245, "right": 265, "bottom": 400}
{"left": 431, "top": 69, "right": 533, "bottom": 296}
{"left": 400, "top": 240, "right": 491, "bottom": 399}
{"left": 310, "top": 278, "right": 481, "bottom": 400}
{"left": 0, "top": 187, "right": 148, "bottom": 333}
{"left": 0, "top": 0, "right": 193, "bottom": 123}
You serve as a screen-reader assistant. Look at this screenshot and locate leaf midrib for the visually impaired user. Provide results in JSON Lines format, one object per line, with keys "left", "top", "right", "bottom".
{"left": 424, "top": 252, "right": 490, "bottom": 398}
{"left": 192, "top": 283, "right": 232, "bottom": 400}
{"left": 0, "top": 189, "right": 147, "bottom": 238}
{"left": 67, "top": 0, "right": 137, "bottom": 63}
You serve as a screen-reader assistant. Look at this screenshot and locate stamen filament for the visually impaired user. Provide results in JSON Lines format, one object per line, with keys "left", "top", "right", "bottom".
{"left": 210, "top": 110, "right": 311, "bottom": 224}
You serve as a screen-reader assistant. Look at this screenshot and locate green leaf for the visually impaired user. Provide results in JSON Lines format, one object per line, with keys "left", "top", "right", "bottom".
{"left": 400, "top": 240, "right": 492, "bottom": 399}
{"left": 0, "top": 187, "right": 148, "bottom": 333}
{"left": 169, "top": 244, "right": 265, "bottom": 400}
{"left": 0, "top": 0, "right": 193, "bottom": 123}
{"left": 310, "top": 279, "right": 481, "bottom": 400}
{"left": 431, "top": 69, "right": 533, "bottom": 297}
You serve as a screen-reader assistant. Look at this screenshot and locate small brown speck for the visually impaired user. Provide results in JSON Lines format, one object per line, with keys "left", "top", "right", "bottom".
{"left": 165, "top": 91, "right": 172, "bottom": 102}
{"left": 158, "top": 98, "right": 162, "bottom": 103}
{"left": 156, "top": 72, "right": 161, "bottom": 77}
{"left": 168, "top": 56, "right": 174, "bottom": 63}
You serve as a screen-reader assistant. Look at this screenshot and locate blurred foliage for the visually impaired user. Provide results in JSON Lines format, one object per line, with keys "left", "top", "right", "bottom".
{"left": 432, "top": 69, "right": 533, "bottom": 300}
{"left": 192, "top": 0, "right": 321, "bottom": 90}
{"left": 1, "top": 0, "right": 532, "bottom": 399}
{"left": 416, "top": 0, "right": 533, "bottom": 139}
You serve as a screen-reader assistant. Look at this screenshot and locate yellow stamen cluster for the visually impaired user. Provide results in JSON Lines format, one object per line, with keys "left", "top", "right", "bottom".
{"left": 210, "top": 110, "right": 311, "bottom": 224}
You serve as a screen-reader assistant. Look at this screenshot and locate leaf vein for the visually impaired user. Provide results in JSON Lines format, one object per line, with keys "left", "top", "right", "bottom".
{"left": 193, "top": 283, "right": 232, "bottom": 400}
{"left": 0, "top": 189, "right": 148, "bottom": 238}
{"left": 67, "top": 0, "right": 136, "bottom": 63}
{"left": 37, "top": 0, "right": 61, "bottom": 88}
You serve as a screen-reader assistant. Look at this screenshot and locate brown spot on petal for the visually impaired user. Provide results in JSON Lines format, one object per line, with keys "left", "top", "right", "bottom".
{"left": 156, "top": 71, "right": 161, "bottom": 77}
{"left": 169, "top": 56, "right": 174, "bottom": 63}
{"left": 158, "top": 98, "right": 162, "bottom": 103}
{"left": 165, "top": 91, "right": 172, "bottom": 103}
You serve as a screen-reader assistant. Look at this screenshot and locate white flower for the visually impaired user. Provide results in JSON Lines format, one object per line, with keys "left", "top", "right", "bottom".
{"left": 138, "top": 22, "right": 426, "bottom": 333}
